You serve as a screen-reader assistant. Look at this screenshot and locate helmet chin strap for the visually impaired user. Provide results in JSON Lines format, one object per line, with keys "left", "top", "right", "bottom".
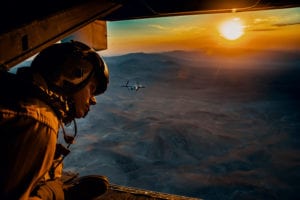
{"left": 36, "top": 84, "right": 77, "bottom": 124}
{"left": 62, "top": 97, "right": 77, "bottom": 125}
{"left": 50, "top": 119, "right": 77, "bottom": 178}
{"left": 60, "top": 119, "right": 77, "bottom": 146}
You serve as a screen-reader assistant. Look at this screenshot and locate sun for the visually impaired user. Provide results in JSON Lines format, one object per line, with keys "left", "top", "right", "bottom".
{"left": 219, "top": 18, "right": 244, "bottom": 40}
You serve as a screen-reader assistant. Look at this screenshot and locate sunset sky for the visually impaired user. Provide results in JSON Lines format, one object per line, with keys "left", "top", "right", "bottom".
{"left": 102, "top": 7, "right": 300, "bottom": 56}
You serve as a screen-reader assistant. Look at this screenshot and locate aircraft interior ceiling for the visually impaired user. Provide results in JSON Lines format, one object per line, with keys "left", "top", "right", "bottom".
{"left": 0, "top": 0, "right": 299, "bottom": 69}
{"left": 1, "top": 0, "right": 300, "bottom": 33}
{"left": 103, "top": 0, "right": 300, "bottom": 20}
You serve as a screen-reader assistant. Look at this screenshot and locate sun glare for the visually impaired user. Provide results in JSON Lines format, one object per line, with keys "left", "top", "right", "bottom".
{"left": 219, "top": 18, "right": 244, "bottom": 40}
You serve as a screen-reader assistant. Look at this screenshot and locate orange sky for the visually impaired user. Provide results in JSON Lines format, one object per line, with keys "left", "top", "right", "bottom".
{"left": 101, "top": 7, "right": 300, "bottom": 56}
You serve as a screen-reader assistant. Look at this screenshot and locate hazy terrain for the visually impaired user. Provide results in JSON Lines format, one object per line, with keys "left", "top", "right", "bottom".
{"left": 63, "top": 50, "right": 300, "bottom": 200}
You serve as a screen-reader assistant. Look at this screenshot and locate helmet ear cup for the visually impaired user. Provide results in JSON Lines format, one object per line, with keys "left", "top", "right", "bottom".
{"left": 74, "top": 68, "right": 83, "bottom": 78}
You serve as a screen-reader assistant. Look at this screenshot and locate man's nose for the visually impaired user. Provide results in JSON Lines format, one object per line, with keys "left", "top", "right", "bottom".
{"left": 89, "top": 96, "right": 97, "bottom": 105}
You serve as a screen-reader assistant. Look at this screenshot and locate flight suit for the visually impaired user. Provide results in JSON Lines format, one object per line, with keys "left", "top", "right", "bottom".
{"left": 0, "top": 71, "right": 62, "bottom": 200}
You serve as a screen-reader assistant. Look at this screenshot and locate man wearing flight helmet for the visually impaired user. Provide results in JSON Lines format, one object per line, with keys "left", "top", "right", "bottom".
{"left": 0, "top": 41, "right": 109, "bottom": 200}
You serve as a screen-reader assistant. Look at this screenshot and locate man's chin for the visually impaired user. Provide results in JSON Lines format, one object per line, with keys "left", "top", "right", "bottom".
{"left": 75, "top": 109, "right": 89, "bottom": 118}
{"left": 75, "top": 112, "right": 85, "bottom": 119}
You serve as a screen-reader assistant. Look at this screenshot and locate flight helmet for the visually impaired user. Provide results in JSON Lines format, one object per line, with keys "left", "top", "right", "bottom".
{"left": 30, "top": 40, "right": 109, "bottom": 96}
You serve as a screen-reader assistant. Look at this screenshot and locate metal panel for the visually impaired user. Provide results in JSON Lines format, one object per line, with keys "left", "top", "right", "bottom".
{"left": 0, "top": 0, "right": 121, "bottom": 70}
{"left": 62, "top": 20, "right": 108, "bottom": 51}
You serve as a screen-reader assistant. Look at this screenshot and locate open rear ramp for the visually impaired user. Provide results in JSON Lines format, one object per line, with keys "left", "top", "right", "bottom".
{"left": 97, "top": 184, "right": 201, "bottom": 200}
